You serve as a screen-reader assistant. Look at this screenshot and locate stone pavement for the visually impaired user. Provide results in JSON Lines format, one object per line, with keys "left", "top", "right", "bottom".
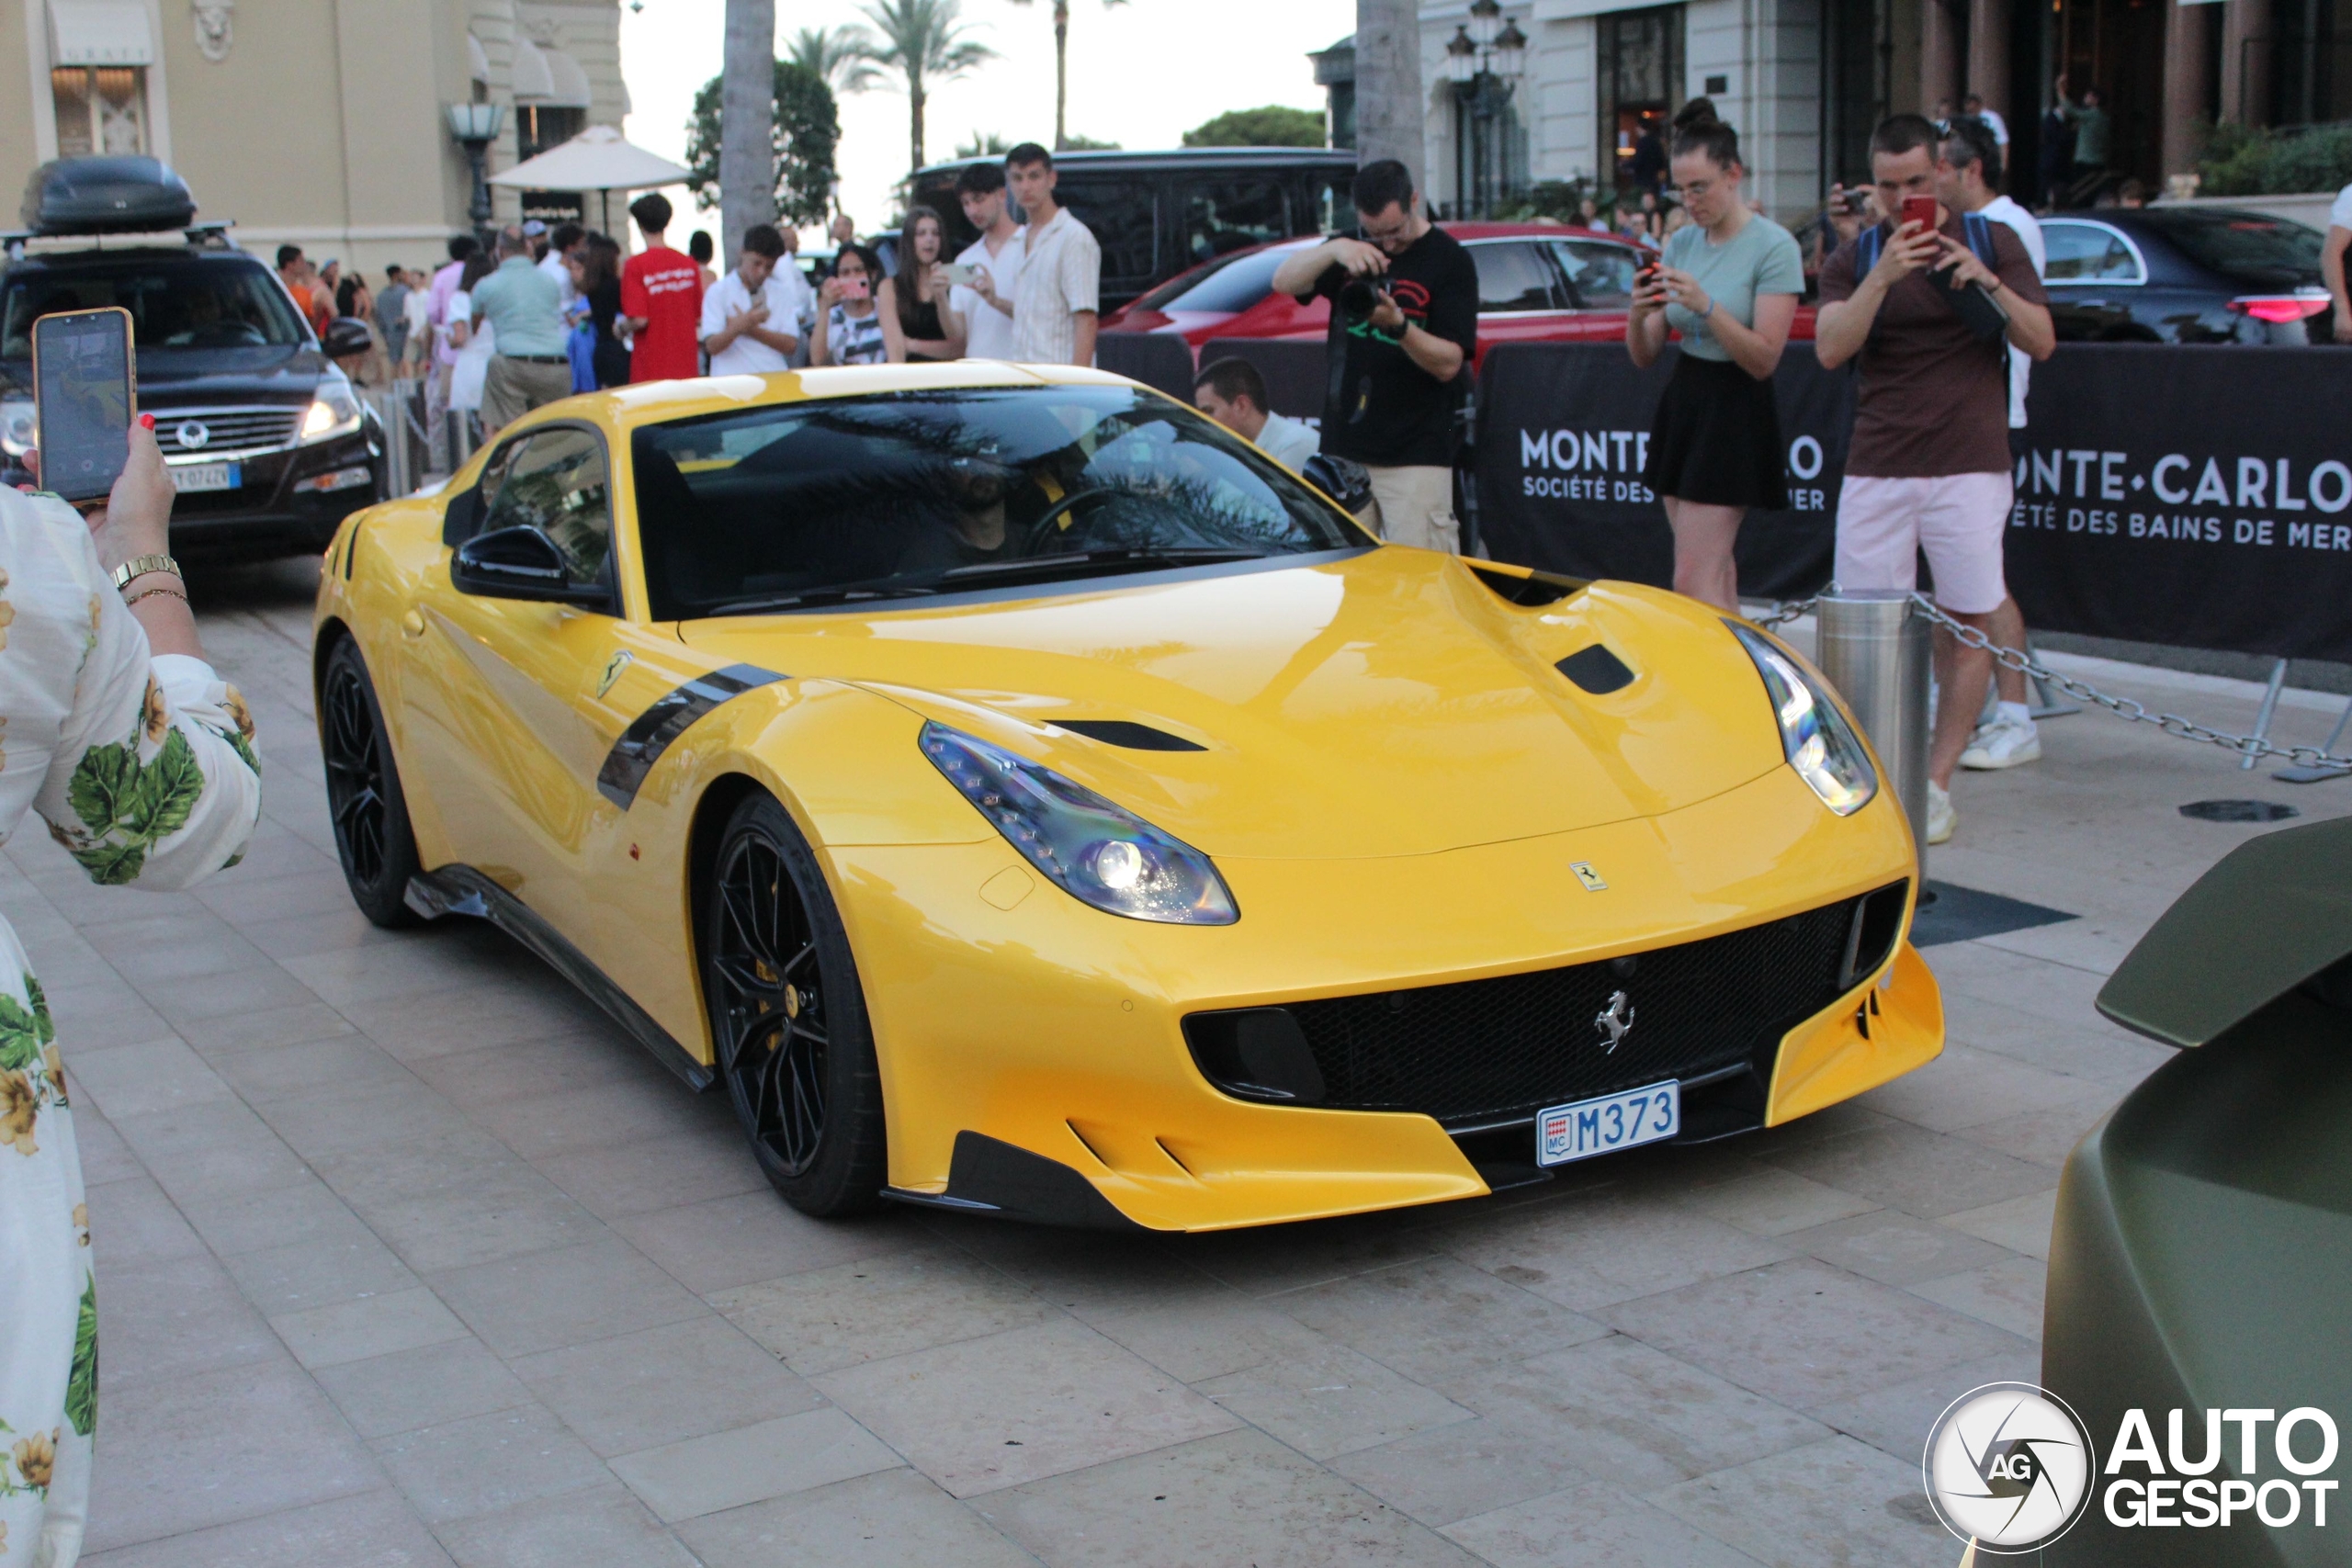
{"left": 13, "top": 559, "right": 2346, "bottom": 1568}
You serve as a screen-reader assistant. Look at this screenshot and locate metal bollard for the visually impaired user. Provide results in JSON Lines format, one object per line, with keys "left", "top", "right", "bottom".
{"left": 1814, "top": 590, "right": 1933, "bottom": 862}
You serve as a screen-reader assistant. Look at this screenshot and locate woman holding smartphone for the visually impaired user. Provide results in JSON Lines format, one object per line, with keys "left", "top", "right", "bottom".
{"left": 811, "top": 244, "right": 888, "bottom": 367}
{"left": 1625, "top": 101, "right": 1804, "bottom": 613}
{"left": 881, "top": 207, "right": 966, "bottom": 363}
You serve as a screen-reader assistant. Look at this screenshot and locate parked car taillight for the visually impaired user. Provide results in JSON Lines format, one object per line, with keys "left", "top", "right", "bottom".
{"left": 2226, "top": 291, "right": 2332, "bottom": 323}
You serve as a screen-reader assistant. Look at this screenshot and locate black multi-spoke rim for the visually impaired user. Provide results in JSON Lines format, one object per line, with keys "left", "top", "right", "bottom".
{"left": 711, "top": 831, "right": 828, "bottom": 1177}
{"left": 322, "top": 661, "right": 389, "bottom": 886}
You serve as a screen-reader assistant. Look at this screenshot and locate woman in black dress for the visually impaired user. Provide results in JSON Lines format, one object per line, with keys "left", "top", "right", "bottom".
{"left": 577, "top": 233, "right": 631, "bottom": 389}
{"left": 880, "top": 206, "right": 965, "bottom": 362}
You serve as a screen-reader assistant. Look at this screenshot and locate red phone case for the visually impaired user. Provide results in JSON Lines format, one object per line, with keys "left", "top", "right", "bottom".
{"left": 1901, "top": 196, "right": 1939, "bottom": 233}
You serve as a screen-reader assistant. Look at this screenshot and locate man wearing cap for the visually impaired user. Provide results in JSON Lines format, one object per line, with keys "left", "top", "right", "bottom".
{"left": 471, "top": 224, "right": 572, "bottom": 434}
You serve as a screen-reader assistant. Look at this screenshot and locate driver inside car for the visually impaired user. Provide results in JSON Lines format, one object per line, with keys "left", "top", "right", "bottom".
{"left": 895, "top": 452, "right": 1025, "bottom": 575}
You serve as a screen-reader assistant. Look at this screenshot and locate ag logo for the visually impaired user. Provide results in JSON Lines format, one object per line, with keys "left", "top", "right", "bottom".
{"left": 1924, "top": 1382, "right": 2098, "bottom": 1552}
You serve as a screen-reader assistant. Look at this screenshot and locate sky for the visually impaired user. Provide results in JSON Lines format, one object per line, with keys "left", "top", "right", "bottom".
{"left": 617, "top": 0, "right": 1353, "bottom": 246}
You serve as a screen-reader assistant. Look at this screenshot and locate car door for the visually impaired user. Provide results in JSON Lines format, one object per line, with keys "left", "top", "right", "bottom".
{"left": 1464, "top": 239, "right": 1577, "bottom": 359}
{"left": 397, "top": 423, "right": 662, "bottom": 944}
{"left": 2040, "top": 220, "right": 2149, "bottom": 340}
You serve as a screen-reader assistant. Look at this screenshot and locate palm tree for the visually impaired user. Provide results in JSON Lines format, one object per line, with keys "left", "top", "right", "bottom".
{"left": 858, "top": 0, "right": 997, "bottom": 173}
{"left": 785, "top": 24, "right": 882, "bottom": 97}
{"left": 1006, "top": 0, "right": 1127, "bottom": 152}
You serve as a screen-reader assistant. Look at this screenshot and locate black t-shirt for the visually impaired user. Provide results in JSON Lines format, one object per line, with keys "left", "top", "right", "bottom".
{"left": 1296, "top": 225, "right": 1478, "bottom": 468}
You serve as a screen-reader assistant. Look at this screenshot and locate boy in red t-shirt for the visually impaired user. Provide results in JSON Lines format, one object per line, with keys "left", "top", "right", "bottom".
{"left": 618, "top": 192, "right": 705, "bottom": 383}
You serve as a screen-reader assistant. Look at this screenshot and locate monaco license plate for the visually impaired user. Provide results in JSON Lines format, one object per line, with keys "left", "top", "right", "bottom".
{"left": 169, "top": 462, "right": 239, "bottom": 493}
{"left": 1536, "top": 1079, "right": 1679, "bottom": 1167}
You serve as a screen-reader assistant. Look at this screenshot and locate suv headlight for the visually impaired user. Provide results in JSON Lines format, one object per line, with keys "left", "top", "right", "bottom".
{"left": 1, "top": 400, "right": 33, "bottom": 458}
{"left": 302, "top": 379, "right": 362, "bottom": 442}
{"left": 1728, "top": 622, "right": 1877, "bottom": 816}
{"left": 921, "top": 721, "right": 1238, "bottom": 925}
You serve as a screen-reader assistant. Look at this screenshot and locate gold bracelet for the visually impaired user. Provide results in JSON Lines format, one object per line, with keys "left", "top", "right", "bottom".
{"left": 124, "top": 584, "right": 188, "bottom": 609}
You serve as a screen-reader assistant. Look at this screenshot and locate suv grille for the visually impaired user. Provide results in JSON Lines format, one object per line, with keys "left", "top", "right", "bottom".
{"left": 1187, "top": 884, "right": 1905, "bottom": 1129}
{"left": 155, "top": 405, "right": 304, "bottom": 456}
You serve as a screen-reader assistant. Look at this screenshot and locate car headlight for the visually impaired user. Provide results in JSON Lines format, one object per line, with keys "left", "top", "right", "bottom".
{"left": 1, "top": 400, "right": 33, "bottom": 458}
{"left": 920, "top": 720, "right": 1238, "bottom": 925}
{"left": 1728, "top": 622, "right": 1878, "bottom": 816}
{"left": 302, "top": 380, "right": 362, "bottom": 442}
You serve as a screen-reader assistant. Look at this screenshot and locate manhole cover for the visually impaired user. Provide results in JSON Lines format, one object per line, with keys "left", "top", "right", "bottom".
{"left": 2179, "top": 799, "right": 2300, "bottom": 823}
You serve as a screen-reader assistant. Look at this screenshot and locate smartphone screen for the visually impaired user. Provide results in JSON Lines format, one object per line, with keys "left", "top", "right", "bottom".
{"left": 33, "top": 309, "right": 136, "bottom": 502}
{"left": 1900, "top": 195, "right": 1939, "bottom": 234}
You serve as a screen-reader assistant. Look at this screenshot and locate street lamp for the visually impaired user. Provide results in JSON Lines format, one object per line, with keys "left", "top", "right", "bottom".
{"left": 445, "top": 101, "right": 506, "bottom": 244}
{"left": 1448, "top": 6, "right": 1524, "bottom": 219}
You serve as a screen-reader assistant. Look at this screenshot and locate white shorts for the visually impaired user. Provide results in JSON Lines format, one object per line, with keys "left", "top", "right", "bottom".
{"left": 1833, "top": 471, "right": 2013, "bottom": 615}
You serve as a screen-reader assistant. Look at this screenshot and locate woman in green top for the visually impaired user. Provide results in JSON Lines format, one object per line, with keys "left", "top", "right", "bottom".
{"left": 1625, "top": 101, "right": 1805, "bottom": 613}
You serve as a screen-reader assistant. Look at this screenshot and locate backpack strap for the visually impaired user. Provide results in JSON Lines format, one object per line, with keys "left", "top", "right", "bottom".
{"left": 1853, "top": 222, "right": 1884, "bottom": 278}
{"left": 1962, "top": 211, "right": 2000, "bottom": 272}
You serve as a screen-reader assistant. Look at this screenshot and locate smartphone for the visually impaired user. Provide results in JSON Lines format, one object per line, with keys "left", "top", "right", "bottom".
{"left": 944, "top": 262, "right": 981, "bottom": 288}
{"left": 31, "top": 308, "right": 136, "bottom": 502}
{"left": 839, "top": 276, "right": 870, "bottom": 301}
{"left": 1842, "top": 188, "right": 1871, "bottom": 215}
{"left": 1900, "top": 194, "right": 1939, "bottom": 234}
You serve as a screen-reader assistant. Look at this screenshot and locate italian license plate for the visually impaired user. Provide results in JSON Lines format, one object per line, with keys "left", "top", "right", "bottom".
{"left": 1536, "top": 1079, "right": 1679, "bottom": 1167}
{"left": 169, "top": 462, "right": 240, "bottom": 493}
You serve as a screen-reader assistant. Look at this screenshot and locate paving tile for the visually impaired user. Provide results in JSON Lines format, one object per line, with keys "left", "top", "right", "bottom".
{"left": 1850, "top": 1045, "right": 2104, "bottom": 1134}
{"left": 74, "top": 1487, "right": 454, "bottom": 1568}
{"left": 68, "top": 1037, "right": 236, "bottom": 1120}
{"left": 512, "top": 1314, "right": 824, "bottom": 1458}
{"left": 976, "top": 1427, "right": 1487, "bottom": 1568}
{"left": 320, "top": 1148, "right": 604, "bottom": 1273}
{"left": 85, "top": 1173, "right": 206, "bottom": 1269}
{"left": 1442, "top": 1477, "right": 1766, "bottom": 1567}
{"left": 1071, "top": 1285, "right": 1338, "bottom": 1384}
{"left": 109, "top": 1100, "right": 317, "bottom": 1206}
{"left": 611, "top": 1190, "right": 918, "bottom": 1295}
{"left": 533, "top": 1127, "right": 770, "bottom": 1220}
{"left": 313, "top": 1336, "right": 536, "bottom": 1440}
{"left": 673, "top": 1467, "right": 1043, "bottom": 1568}
{"left": 714, "top": 1243, "right": 1053, "bottom": 1375}
{"left": 816, "top": 1316, "right": 1242, "bottom": 1496}
{"left": 1668, "top": 1165, "right": 1883, "bottom": 1237}
{"left": 1276, "top": 1255, "right": 1611, "bottom": 1385}
{"left": 1445, "top": 1189, "right": 1793, "bottom": 1312}
{"left": 1169, "top": 1209, "right": 1440, "bottom": 1298}
{"left": 406, "top": 1033, "right": 675, "bottom": 1107}
{"left": 222, "top": 1225, "right": 422, "bottom": 1316}
{"left": 1756, "top": 1120, "right": 2059, "bottom": 1219}
{"left": 426, "top": 1235, "right": 707, "bottom": 1358}
{"left": 436, "top": 1481, "right": 701, "bottom": 1568}
{"left": 85, "top": 1359, "right": 384, "bottom": 1553}
{"left": 1650, "top": 1435, "right": 1953, "bottom": 1568}
{"left": 254, "top": 1078, "right": 487, "bottom": 1164}
{"left": 1782, "top": 1210, "right": 2018, "bottom": 1288}
{"left": 609, "top": 1406, "right": 905, "bottom": 1522}
{"left": 1939, "top": 1189, "right": 2060, "bottom": 1260}
{"left": 175, "top": 1176, "right": 371, "bottom": 1258}
{"left": 74, "top": 1103, "right": 144, "bottom": 1185}
{"left": 1326, "top": 1416, "right": 1594, "bottom": 1529}
{"left": 174, "top": 999, "right": 360, "bottom": 1055}
{"left": 458, "top": 1077, "right": 722, "bottom": 1163}
{"left": 1804, "top": 1351, "right": 2040, "bottom": 1467}
{"left": 211, "top": 1034, "right": 419, "bottom": 1107}
{"left": 1604, "top": 1258, "right": 2030, "bottom": 1411}
{"left": 1193, "top": 1338, "right": 1472, "bottom": 1462}
{"left": 339, "top": 982, "right": 618, "bottom": 1063}
{"left": 270, "top": 1285, "right": 471, "bottom": 1370}
{"left": 368, "top": 1403, "right": 610, "bottom": 1526}
{"left": 1907, "top": 1254, "right": 2049, "bottom": 1340}
{"left": 102, "top": 1252, "right": 282, "bottom": 1393}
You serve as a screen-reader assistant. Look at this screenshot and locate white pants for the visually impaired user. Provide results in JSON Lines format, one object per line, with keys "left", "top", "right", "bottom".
{"left": 1364, "top": 465, "right": 1460, "bottom": 554}
{"left": 1834, "top": 471, "right": 2012, "bottom": 615}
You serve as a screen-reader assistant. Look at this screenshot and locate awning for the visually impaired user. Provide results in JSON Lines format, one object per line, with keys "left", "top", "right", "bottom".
{"left": 486, "top": 124, "right": 688, "bottom": 191}
{"left": 540, "top": 47, "right": 593, "bottom": 108}
{"left": 509, "top": 36, "right": 556, "bottom": 101}
{"left": 467, "top": 32, "right": 490, "bottom": 85}
{"left": 48, "top": 0, "right": 154, "bottom": 67}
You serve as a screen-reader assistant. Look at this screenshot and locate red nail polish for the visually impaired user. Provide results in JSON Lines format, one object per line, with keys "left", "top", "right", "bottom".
{"left": 139, "top": 412, "right": 154, "bottom": 429}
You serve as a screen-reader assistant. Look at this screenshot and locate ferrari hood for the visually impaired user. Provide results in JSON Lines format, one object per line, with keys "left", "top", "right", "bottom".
{"left": 677, "top": 549, "right": 1792, "bottom": 860}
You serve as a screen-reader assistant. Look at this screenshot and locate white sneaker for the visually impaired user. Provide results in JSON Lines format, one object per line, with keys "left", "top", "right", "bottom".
{"left": 1960, "top": 714, "right": 2041, "bottom": 771}
{"left": 1926, "top": 781, "right": 1956, "bottom": 845}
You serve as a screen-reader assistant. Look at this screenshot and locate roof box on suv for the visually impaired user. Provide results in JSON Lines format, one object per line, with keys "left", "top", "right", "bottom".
{"left": 20, "top": 156, "right": 197, "bottom": 235}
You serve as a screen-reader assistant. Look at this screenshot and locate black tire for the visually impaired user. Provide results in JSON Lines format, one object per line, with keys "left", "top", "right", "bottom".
{"left": 320, "top": 637, "right": 424, "bottom": 929}
{"left": 701, "top": 793, "right": 888, "bottom": 1217}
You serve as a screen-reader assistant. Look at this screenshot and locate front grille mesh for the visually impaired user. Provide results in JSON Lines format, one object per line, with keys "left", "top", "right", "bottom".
{"left": 1267, "top": 894, "right": 1880, "bottom": 1128}
{"left": 157, "top": 406, "right": 303, "bottom": 454}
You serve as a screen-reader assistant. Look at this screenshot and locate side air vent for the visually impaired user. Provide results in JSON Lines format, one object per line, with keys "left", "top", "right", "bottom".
{"left": 1055, "top": 719, "right": 1206, "bottom": 752}
{"left": 1183, "top": 1009, "right": 1328, "bottom": 1103}
{"left": 1470, "top": 564, "right": 1586, "bottom": 607}
{"left": 1556, "top": 644, "right": 1635, "bottom": 694}
{"left": 1838, "top": 880, "right": 1911, "bottom": 988}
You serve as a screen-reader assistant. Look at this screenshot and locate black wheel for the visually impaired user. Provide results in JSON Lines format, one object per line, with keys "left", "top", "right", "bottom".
{"left": 701, "top": 794, "right": 887, "bottom": 1216}
{"left": 320, "top": 637, "right": 423, "bottom": 928}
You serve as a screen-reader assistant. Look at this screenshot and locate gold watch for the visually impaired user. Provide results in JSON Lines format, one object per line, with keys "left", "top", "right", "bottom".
{"left": 113, "top": 554, "right": 180, "bottom": 591}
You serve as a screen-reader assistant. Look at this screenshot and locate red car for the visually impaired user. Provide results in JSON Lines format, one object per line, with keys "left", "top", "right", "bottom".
{"left": 1103, "top": 221, "right": 1815, "bottom": 367}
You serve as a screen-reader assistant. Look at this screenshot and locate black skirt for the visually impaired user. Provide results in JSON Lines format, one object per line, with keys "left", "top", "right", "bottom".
{"left": 1640, "top": 352, "right": 1789, "bottom": 510}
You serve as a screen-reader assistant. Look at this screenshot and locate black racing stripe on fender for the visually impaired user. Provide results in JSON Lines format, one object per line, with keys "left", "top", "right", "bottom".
{"left": 596, "top": 663, "right": 785, "bottom": 809}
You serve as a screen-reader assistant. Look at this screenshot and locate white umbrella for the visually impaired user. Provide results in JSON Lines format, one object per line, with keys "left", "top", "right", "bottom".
{"left": 488, "top": 125, "right": 692, "bottom": 233}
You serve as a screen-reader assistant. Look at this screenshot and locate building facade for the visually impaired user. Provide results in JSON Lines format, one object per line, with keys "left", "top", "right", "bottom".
{"left": 4, "top": 0, "right": 628, "bottom": 278}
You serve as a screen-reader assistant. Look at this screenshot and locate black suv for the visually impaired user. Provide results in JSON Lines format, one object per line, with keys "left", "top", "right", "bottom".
{"left": 3, "top": 156, "right": 384, "bottom": 558}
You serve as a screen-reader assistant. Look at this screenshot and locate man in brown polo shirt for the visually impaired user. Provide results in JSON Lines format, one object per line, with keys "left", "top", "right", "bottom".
{"left": 1816, "top": 113, "right": 2054, "bottom": 846}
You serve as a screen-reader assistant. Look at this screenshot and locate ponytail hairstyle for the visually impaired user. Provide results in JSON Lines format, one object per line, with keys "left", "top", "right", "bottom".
{"left": 1669, "top": 97, "right": 1742, "bottom": 172}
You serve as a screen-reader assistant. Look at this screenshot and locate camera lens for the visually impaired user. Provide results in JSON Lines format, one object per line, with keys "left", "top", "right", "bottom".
{"left": 1338, "top": 279, "right": 1378, "bottom": 320}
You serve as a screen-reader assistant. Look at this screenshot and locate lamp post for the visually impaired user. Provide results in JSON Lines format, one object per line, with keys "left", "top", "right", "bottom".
{"left": 1444, "top": 3, "right": 1527, "bottom": 219}
{"left": 445, "top": 102, "right": 506, "bottom": 246}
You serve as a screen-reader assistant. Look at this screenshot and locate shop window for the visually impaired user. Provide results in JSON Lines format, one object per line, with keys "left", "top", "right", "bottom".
{"left": 1597, "top": 7, "right": 1683, "bottom": 195}
{"left": 52, "top": 65, "right": 147, "bottom": 158}
{"left": 517, "top": 105, "right": 586, "bottom": 163}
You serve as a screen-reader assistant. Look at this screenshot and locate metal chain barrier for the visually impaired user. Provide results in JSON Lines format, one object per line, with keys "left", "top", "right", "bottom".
{"left": 1753, "top": 592, "right": 2352, "bottom": 772}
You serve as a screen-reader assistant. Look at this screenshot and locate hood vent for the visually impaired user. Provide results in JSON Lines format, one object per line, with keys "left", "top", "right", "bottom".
{"left": 1556, "top": 644, "right": 1635, "bottom": 694}
{"left": 1055, "top": 719, "right": 1206, "bottom": 752}
{"left": 1470, "top": 564, "right": 1586, "bottom": 607}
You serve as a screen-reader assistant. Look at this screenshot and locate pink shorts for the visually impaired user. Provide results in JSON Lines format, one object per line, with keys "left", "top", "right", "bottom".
{"left": 1833, "top": 472, "right": 2013, "bottom": 615}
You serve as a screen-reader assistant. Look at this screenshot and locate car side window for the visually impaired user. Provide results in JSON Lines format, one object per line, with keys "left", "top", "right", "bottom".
{"left": 1054, "top": 179, "right": 1158, "bottom": 291}
{"left": 2042, "top": 222, "right": 2143, "bottom": 284}
{"left": 479, "top": 426, "right": 614, "bottom": 587}
{"left": 1550, "top": 240, "right": 1637, "bottom": 308}
{"left": 1469, "top": 242, "right": 1564, "bottom": 313}
{"left": 1183, "top": 180, "right": 1287, "bottom": 265}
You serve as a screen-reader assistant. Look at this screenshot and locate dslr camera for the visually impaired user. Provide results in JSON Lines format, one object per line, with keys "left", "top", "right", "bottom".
{"left": 1337, "top": 277, "right": 1385, "bottom": 321}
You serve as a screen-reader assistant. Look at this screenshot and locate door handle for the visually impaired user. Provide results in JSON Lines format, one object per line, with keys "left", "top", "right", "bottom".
{"left": 401, "top": 609, "right": 426, "bottom": 638}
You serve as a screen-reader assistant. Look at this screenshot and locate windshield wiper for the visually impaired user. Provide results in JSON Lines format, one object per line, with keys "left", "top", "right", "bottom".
{"left": 938, "top": 547, "right": 1268, "bottom": 586}
{"left": 700, "top": 584, "right": 939, "bottom": 615}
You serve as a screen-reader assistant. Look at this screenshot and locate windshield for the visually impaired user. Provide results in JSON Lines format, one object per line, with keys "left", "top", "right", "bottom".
{"left": 632, "top": 385, "right": 1367, "bottom": 620}
{"left": 2139, "top": 211, "right": 2324, "bottom": 281}
{"left": 1128, "top": 246, "right": 1293, "bottom": 315}
{"left": 1, "top": 259, "right": 311, "bottom": 358}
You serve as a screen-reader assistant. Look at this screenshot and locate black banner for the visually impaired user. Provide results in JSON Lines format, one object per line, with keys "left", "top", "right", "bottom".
{"left": 1095, "top": 332, "right": 1194, "bottom": 401}
{"left": 1199, "top": 337, "right": 1329, "bottom": 423}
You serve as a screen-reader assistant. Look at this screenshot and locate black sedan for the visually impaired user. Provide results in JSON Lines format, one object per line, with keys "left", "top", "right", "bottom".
{"left": 2040, "top": 206, "right": 2335, "bottom": 344}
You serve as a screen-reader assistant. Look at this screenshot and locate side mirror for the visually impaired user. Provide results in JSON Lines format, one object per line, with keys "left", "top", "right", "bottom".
{"left": 321, "top": 315, "right": 372, "bottom": 359}
{"left": 451, "top": 525, "right": 606, "bottom": 605}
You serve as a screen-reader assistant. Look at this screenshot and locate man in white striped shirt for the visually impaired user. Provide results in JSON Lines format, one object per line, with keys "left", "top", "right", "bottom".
{"left": 1005, "top": 144, "right": 1102, "bottom": 367}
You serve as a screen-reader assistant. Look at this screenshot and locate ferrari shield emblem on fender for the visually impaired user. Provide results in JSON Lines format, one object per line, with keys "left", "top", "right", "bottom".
{"left": 595, "top": 649, "right": 634, "bottom": 698}
{"left": 1571, "top": 862, "right": 1608, "bottom": 891}
{"left": 1593, "top": 990, "right": 1635, "bottom": 1053}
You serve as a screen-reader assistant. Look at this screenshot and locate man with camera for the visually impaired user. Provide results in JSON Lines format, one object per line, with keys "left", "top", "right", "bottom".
{"left": 1270, "top": 161, "right": 1478, "bottom": 553}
